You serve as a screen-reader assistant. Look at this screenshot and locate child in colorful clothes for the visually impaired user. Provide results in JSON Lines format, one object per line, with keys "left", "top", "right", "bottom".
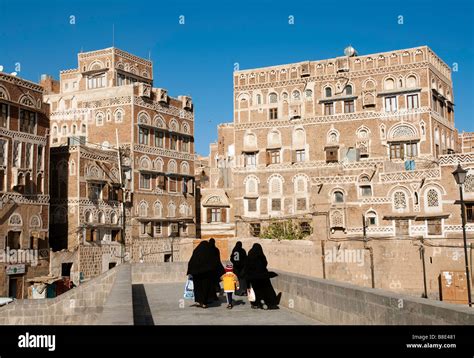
{"left": 221, "top": 264, "right": 239, "bottom": 309}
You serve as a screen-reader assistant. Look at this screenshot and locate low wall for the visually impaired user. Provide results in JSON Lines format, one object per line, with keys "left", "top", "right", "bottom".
{"left": 0, "top": 264, "right": 121, "bottom": 325}
{"left": 131, "top": 262, "right": 188, "bottom": 284}
{"left": 273, "top": 270, "right": 474, "bottom": 325}
{"left": 196, "top": 237, "right": 474, "bottom": 301}
{"left": 97, "top": 264, "right": 133, "bottom": 325}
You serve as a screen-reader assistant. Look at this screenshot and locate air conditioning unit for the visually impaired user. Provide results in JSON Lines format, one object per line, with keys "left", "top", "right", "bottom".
{"left": 139, "top": 83, "right": 152, "bottom": 98}
{"left": 182, "top": 96, "right": 193, "bottom": 110}
{"left": 156, "top": 88, "right": 168, "bottom": 104}
{"left": 299, "top": 62, "right": 310, "bottom": 77}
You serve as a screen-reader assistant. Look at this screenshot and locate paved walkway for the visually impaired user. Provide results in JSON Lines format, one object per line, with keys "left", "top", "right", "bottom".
{"left": 136, "top": 282, "right": 322, "bottom": 325}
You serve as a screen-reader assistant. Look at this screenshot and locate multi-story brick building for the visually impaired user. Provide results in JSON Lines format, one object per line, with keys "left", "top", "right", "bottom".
{"left": 42, "top": 47, "right": 196, "bottom": 280}
{"left": 0, "top": 72, "right": 50, "bottom": 297}
{"left": 203, "top": 46, "right": 474, "bottom": 243}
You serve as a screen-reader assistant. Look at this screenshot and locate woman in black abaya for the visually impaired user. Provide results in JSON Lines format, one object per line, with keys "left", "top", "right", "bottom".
{"left": 208, "top": 238, "right": 225, "bottom": 300}
{"left": 244, "top": 243, "right": 281, "bottom": 309}
{"left": 186, "top": 241, "right": 215, "bottom": 308}
{"left": 230, "top": 241, "right": 247, "bottom": 295}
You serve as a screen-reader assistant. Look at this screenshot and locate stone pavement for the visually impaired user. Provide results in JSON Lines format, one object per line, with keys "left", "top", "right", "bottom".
{"left": 137, "top": 282, "right": 322, "bottom": 325}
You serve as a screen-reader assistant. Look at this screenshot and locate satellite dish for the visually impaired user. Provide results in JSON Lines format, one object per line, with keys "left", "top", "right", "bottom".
{"left": 0, "top": 65, "right": 3, "bottom": 72}
{"left": 344, "top": 45, "right": 357, "bottom": 57}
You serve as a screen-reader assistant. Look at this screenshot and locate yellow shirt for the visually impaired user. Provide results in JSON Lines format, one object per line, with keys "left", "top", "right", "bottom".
{"left": 221, "top": 272, "right": 238, "bottom": 292}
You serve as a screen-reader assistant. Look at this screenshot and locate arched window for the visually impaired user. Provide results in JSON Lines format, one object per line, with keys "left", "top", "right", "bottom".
{"left": 384, "top": 78, "right": 395, "bottom": 90}
{"left": 256, "top": 94, "right": 262, "bottom": 105}
{"left": 182, "top": 122, "right": 190, "bottom": 134}
{"left": 138, "top": 112, "right": 150, "bottom": 125}
{"left": 294, "top": 128, "right": 306, "bottom": 148}
{"left": 154, "top": 158, "right": 164, "bottom": 172}
{"left": 62, "top": 125, "right": 68, "bottom": 135}
{"left": 115, "top": 110, "right": 123, "bottom": 123}
{"left": 304, "top": 89, "right": 313, "bottom": 99}
{"left": 426, "top": 189, "right": 440, "bottom": 208}
{"left": 98, "top": 211, "right": 105, "bottom": 224}
{"left": 333, "top": 191, "right": 344, "bottom": 203}
{"left": 30, "top": 215, "right": 41, "bottom": 228}
{"left": 169, "top": 119, "right": 178, "bottom": 132}
{"left": 246, "top": 177, "right": 258, "bottom": 195}
{"left": 269, "top": 177, "right": 282, "bottom": 194}
{"left": 393, "top": 191, "right": 407, "bottom": 210}
{"left": 292, "top": 90, "right": 301, "bottom": 101}
{"left": 85, "top": 211, "right": 93, "bottom": 223}
{"left": 168, "top": 202, "right": 176, "bottom": 217}
{"left": 52, "top": 125, "right": 58, "bottom": 136}
{"left": 244, "top": 132, "right": 257, "bottom": 149}
{"left": 295, "top": 177, "right": 307, "bottom": 193}
{"left": 328, "top": 130, "right": 339, "bottom": 143}
{"left": 406, "top": 75, "right": 417, "bottom": 88}
{"left": 345, "top": 85, "right": 353, "bottom": 95}
{"left": 269, "top": 93, "right": 278, "bottom": 104}
{"left": 267, "top": 130, "right": 281, "bottom": 148}
{"left": 82, "top": 124, "right": 87, "bottom": 134}
{"left": 168, "top": 160, "right": 177, "bottom": 173}
{"left": 357, "top": 128, "right": 369, "bottom": 139}
{"left": 111, "top": 212, "right": 118, "bottom": 224}
{"left": 9, "top": 213, "right": 22, "bottom": 226}
{"left": 139, "top": 201, "right": 148, "bottom": 217}
{"left": 154, "top": 201, "right": 162, "bottom": 217}
{"left": 72, "top": 124, "right": 77, "bottom": 135}
{"left": 366, "top": 211, "right": 377, "bottom": 226}
{"left": 325, "top": 87, "right": 332, "bottom": 98}
{"left": 95, "top": 113, "right": 104, "bottom": 126}
{"left": 181, "top": 161, "right": 189, "bottom": 175}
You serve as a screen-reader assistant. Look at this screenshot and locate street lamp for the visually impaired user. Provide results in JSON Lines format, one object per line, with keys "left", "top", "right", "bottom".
{"left": 452, "top": 164, "right": 472, "bottom": 307}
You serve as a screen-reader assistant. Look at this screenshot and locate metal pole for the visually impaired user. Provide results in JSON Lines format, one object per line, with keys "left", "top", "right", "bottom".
{"left": 362, "top": 215, "right": 375, "bottom": 289}
{"left": 115, "top": 129, "right": 126, "bottom": 263}
{"left": 420, "top": 237, "right": 428, "bottom": 298}
{"left": 459, "top": 185, "right": 472, "bottom": 307}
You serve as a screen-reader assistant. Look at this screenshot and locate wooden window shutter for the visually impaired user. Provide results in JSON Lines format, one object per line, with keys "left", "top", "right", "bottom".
{"left": 117, "top": 188, "right": 123, "bottom": 202}
{"left": 206, "top": 208, "right": 212, "bottom": 223}
{"left": 221, "top": 208, "right": 227, "bottom": 223}
{"left": 147, "top": 222, "right": 153, "bottom": 236}
{"left": 188, "top": 179, "right": 194, "bottom": 194}
{"left": 85, "top": 229, "right": 92, "bottom": 242}
{"left": 291, "top": 150, "right": 297, "bottom": 164}
{"left": 183, "top": 178, "right": 187, "bottom": 193}
{"left": 266, "top": 151, "right": 271, "bottom": 166}
{"left": 102, "top": 184, "right": 109, "bottom": 201}
{"left": 158, "top": 175, "right": 166, "bottom": 190}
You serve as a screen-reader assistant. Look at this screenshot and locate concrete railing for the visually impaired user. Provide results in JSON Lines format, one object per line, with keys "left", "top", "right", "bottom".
{"left": 272, "top": 270, "right": 474, "bottom": 325}
{"left": 2, "top": 261, "right": 472, "bottom": 325}
{"left": 97, "top": 264, "right": 133, "bottom": 325}
{"left": 0, "top": 264, "right": 122, "bottom": 325}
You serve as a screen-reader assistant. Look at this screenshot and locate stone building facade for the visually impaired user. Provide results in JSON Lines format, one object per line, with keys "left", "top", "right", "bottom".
{"left": 42, "top": 47, "right": 196, "bottom": 280}
{"left": 0, "top": 72, "right": 50, "bottom": 297}
{"left": 204, "top": 46, "right": 474, "bottom": 243}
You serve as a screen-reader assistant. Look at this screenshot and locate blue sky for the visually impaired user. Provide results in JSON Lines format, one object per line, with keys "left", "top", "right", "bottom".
{"left": 0, "top": 0, "right": 473, "bottom": 155}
